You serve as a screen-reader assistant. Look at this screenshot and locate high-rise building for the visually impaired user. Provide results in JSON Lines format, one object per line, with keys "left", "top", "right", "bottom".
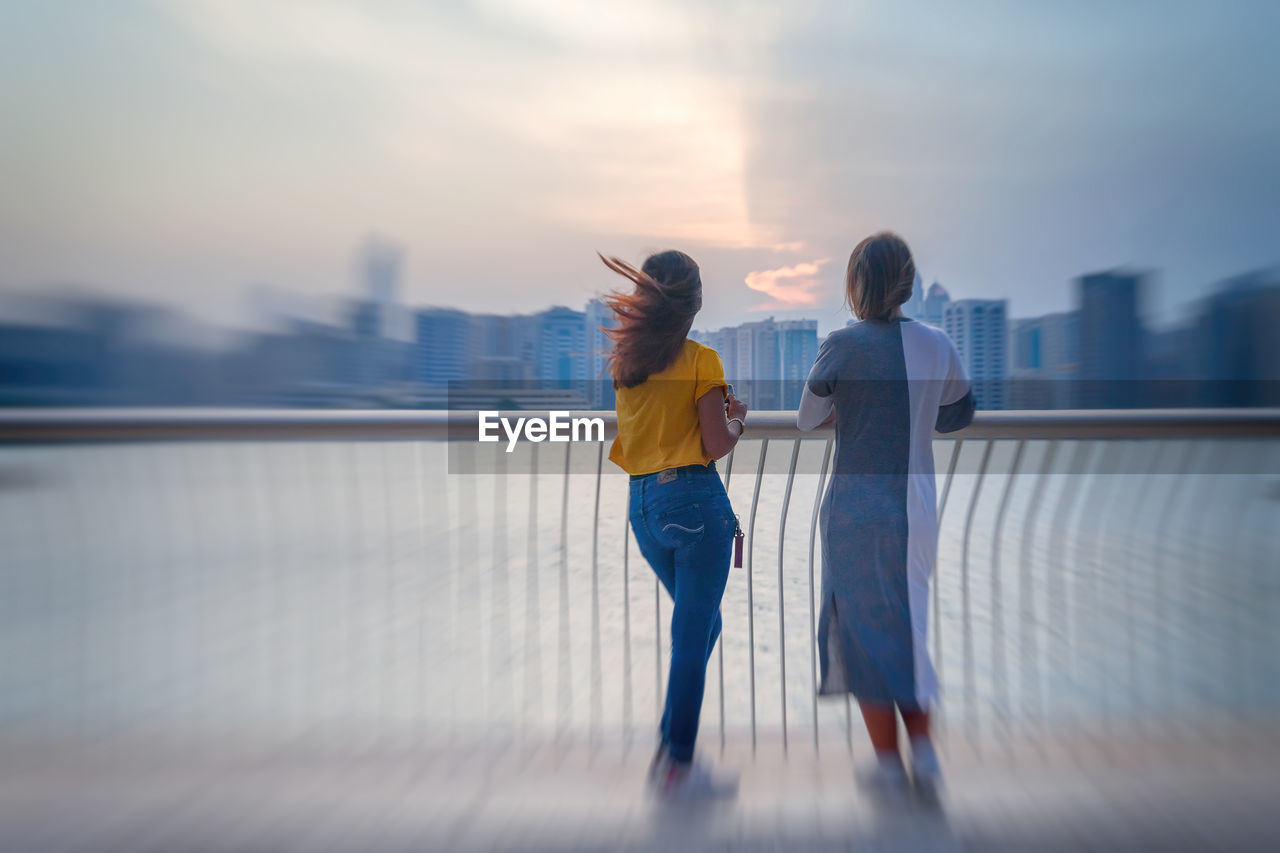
{"left": 536, "top": 306, "right": 587, "bottom": 387}
{"left": 356, "top": 237, "right": 405, "bottom": 339}
{"left": 584, "top": 298, "right": 616, "bottom": 409}
{"left": 691, "top": 317, "right": 816, "bottom": 409}
{"left": 902, "top": 270, "right": 925, "bottom": 320}
{"left": 348, "top": 298, "right": 410, "bottom": 391}
{"left": 415, "top": 308, "right": 470, "bottom": 389}
{"left": 469, "top": 313, "right": 536, "bottom": 370}
{"left": 943, "top": 299, "right": 1007, "bottom": 409}
{"left": 358, "top": 238, "right": 402, "bottom": 304}
{"left": 921, "top": 282, "right": 951, "bottom": 327}
{"left": 1143, "top": 322, "right": 1202, "bottom": 407}
{"left": 1194, "top": 269, "right": 1280, "bottom": 406}
{"left": 1009, "top": 311, "right": 1079, "bottom": 408}
{"left": 732, "top": 318, "right": 782, "bottom": 408}
{"left": 777, "top": 319, "right": 819, "bottom": 408}
{"left": 1078, "top": 271, "right": 1144, "bottom": 408}
{"left": 345, "top": 238, "right": 411, "bottom": 394}
{"left": 691, "top": 327, "right": 739, "bottom": 384}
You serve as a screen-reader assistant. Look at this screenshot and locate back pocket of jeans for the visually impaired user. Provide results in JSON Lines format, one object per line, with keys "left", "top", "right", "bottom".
{"left": 657, "top": 504, "right": 705, "bottom": 542}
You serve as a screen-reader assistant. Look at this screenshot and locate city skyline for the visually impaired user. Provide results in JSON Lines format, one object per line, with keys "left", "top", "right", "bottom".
{"left": 3, "top": 2, "right": 1279, "bottom": 333}
{"left": 4, "top": 251, "right": 1277, "bottom": 409}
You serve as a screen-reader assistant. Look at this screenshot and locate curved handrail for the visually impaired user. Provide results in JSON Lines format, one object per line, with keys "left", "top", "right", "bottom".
{"left": 1, "top": 407, "right": 1277, "bottom": 443}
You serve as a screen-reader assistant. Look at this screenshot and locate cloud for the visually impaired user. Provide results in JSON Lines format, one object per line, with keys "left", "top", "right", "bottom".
{"left": 743, "top": 258, "right": 830, "bottom": 311}
{"left": 159, "top": 0, "right": 779, "bottom": 249}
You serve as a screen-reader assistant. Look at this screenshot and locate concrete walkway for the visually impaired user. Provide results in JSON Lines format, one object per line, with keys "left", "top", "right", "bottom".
{"left": 2, "top": 725, "right": 1277, "bottom": 851}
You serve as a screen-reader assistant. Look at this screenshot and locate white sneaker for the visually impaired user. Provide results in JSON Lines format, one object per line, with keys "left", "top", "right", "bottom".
{"left": 856, "top": 760, "right": 909, "bottom": 788}
{"left": 909, "top": 742, "right": 944, "bottom": 804}
{"left": 656, "top": 756, "right": 739, "bottom": 802}
{"left": 856, "top": 757, "right": 911, "bottom": 805}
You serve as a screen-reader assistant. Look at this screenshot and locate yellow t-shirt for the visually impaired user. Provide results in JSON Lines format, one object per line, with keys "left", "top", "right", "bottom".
{"left": 609, "top": 339, "right": 728, "bottom": 475}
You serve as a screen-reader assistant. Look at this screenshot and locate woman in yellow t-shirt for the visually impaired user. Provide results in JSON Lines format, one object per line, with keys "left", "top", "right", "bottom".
{"left": 600, "top": 249, "right": 747, "bottom": 800}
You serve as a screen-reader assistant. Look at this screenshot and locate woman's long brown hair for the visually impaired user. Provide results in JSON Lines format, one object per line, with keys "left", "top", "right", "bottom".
{"left": 599, "top": 250, "right": 702, "bottom": 389}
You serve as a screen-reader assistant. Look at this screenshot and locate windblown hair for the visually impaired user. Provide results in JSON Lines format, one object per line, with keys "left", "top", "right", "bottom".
{"left": 599, "top": 250, "right": 702, "bottom": 389}
{"left": 846, "top": 231, "right": 915, "bottom": 321}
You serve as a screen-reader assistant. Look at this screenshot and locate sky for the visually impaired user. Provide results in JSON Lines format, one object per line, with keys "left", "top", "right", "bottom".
{"left": 2, "top": 0, "right": 1278, "bottom": 335}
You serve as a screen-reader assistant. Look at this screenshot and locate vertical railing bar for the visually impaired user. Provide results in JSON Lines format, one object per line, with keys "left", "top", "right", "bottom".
{"left": 622, "top": 484, "right": 633, "bottom": 742}
{"left": 937, "top": 438, "right": 964, "bottom": 523}
{"left": 103, "top": 447, "right": 135, "bottom": 738}
{"left": 238, "top": 444, "right": 271, "bottom": 742}
{"left": 166, "top": 445, "right": 198, "bottom": 741}
{"left": 1017, "top": 439, "right": 1058, "bottom": 746}
{"left": 775, "top": 438, "right": 801, "bottom": 757}
{"left": 718, "top": 635, "right": 725, "bottom": 755}
{"left": 1080, "top": 440, "right": 1128, "bottom": 737}
{"left": 1250, "top": 443, "right": 1280, "bottom": 722}
{"left": 1151, "top": 441, "right": 1199, "bottom": 732}
{"left": 382, "top": 443, "right": 402, "bottom": 741}
{"left": 157, "top": 447, "right": 186, "bottom": 740}
{"left": 1034, "top": 438, "right": 1075, "bottom": 732}
{"left": 444, "top": 442, "right": 459, "bottom": 743}
{"left": 746, "top": 438, "right": 769, "bottom": 755}
{"left": 719, "top": 444, "right": 733, "bottom": 754}
{"left": 525, "top": 442, "right": 542, "bottom": 736}
{"left": 168, "top": 445, "right": 198, "bottom": 737}
{"left": 557, "top": 442, "right": 572, "bottom": 743}
{"left": 293, "top": 442, "right": 316, "bottom": 740}
{"left": 933, "top": 437, "right": 963, "bottom": 738}
{"left": 1221, "top": 442, "right": 1260, "bottom": 723}
{"left": 21, "top": 447, "right": 52, "bottom": 743}
{"left": 202, "top": 444, "right": 231, "bottom": 741}
{"left": 1121, "top": 440, "right": 1164, "bottom": 733}
{"left": 1042, "top": 440, "right": 1091, "bottom": 736}
{"left": 808, "top": 438, "right": 834, "bottom": 754}
{"left": 960, "top": 439, "right": 994, "bottom": 746}
{"left": 1180, "top": 442, "right": 1228, "bottom": 727}
{"left": 64, "top": 445, "right": 94, "bottom": 742}
{"left": 1070, "top": 440, "right": 1116, "bottom": 748}
{"left": 250, "top": 440, "right": 284, "bottom": 742}
{"left": 454, "top": 442, "right": 482, "bottom": 742}
{"left": 413, "top": 441, "right": 430, "bottom": 748}
{"left": 341, "top": 443, "right": 367, "bottom": 741}
{"left": 655, "top": 560, "right": 662, "bottom": 723}
{"left": 488, "top": 440, "right": 509, "bottom": 727}
{"left": 589, "top": 443, "right": 604, "bottom": 751}
{"left": 989, "top": 438, "right": 1025, "bottom": 753}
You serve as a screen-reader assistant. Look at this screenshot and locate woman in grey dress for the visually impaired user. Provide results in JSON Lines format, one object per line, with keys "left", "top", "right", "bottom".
{"left": 797, "top": 232, "right": 974, "bottom": 796}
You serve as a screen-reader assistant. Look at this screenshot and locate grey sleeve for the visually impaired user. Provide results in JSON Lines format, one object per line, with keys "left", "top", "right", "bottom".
{"left": 797, "top": 334, "right": 841, "bottom": 431}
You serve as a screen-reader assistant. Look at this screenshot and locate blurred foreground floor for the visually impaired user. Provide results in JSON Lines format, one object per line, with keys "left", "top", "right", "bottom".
{"left": 2, "top": 724, "right": 1278, "bottom": 852}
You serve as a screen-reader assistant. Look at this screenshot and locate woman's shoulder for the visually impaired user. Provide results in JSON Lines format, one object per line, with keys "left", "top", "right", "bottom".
{"left": 819, "top": 323, "right": 872, "bottom": 352}
{"left": 647, "top": 338, "right": 718, "bottom": 380}
{"left": 900, "top": 318, "right": 956, "bottom": 349}
{"left": 903, "top": 318, "right": 946, "bottom": 337}
{"left": 684, "top": 338, "right": 724, "bottom": 365}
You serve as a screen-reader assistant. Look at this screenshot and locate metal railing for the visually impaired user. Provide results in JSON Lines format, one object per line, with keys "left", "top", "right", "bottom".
{"left": 1, "top": 408, "right": 1277, "bottom": 755}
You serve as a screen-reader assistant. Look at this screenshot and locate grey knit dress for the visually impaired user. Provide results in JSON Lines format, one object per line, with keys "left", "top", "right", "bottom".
{"left": 797, "top": 318, "right": 974, "bottom": 709}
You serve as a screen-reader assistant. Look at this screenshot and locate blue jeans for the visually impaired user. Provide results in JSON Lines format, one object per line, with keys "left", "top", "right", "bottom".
{"left": 628, "top": 462, "right": 735, "bottom": 762}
